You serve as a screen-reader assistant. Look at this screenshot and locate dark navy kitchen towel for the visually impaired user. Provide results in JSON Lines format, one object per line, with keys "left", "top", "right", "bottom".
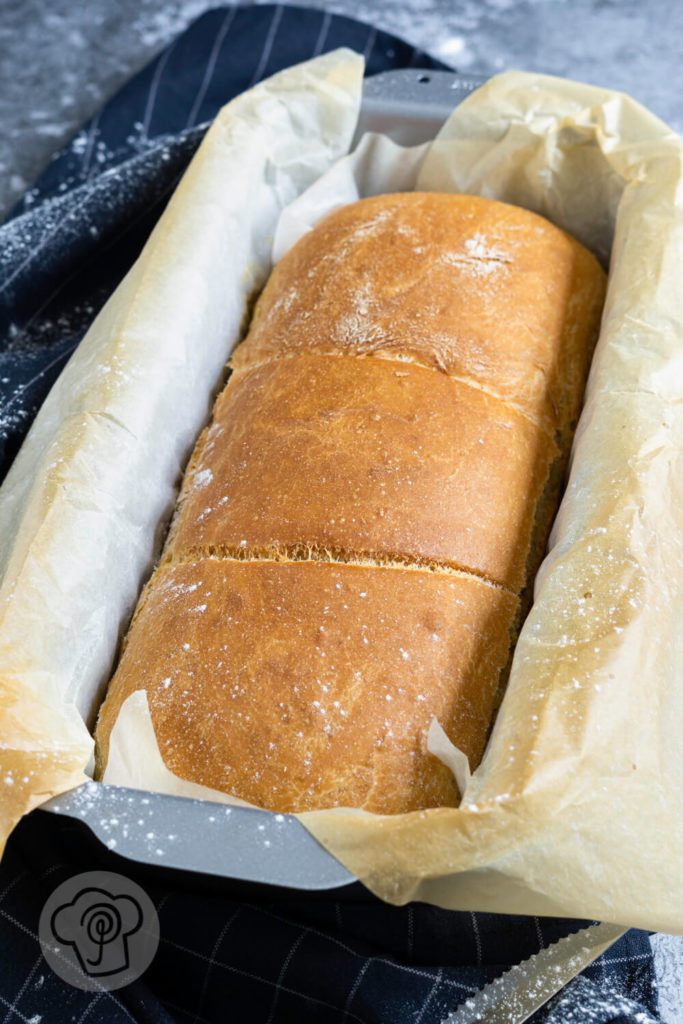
{"left": 0, "top": 5, "right": 662, "bottom": 1023}
{"left": 0, "top": 810, "right": 659, "bottom": 1023}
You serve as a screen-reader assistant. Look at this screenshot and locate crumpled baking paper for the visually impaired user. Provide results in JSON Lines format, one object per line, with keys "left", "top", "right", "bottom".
{"left": 0, "top": 48, "right": 364, "bottom": 850}
{"left": 297, "top": 72, "right": 683, "bottom": 934}
{"left": 2, "top": 52, "right": 683, "bottom": 935}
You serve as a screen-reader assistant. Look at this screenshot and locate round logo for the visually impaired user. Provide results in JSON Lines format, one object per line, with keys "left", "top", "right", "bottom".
{"left": 38, "top": 871, "right": 160, "bottom": 991}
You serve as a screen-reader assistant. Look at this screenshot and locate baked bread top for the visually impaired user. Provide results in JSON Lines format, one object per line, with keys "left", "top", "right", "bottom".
{"left": 95, "top": 192, "right": 606, "bottom": 814}
{"left": 232, "top": 192, "right": 606, "bottom": 437}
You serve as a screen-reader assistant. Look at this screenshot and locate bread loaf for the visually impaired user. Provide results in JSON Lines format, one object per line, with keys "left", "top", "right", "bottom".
{"left": 95, "top": 192, "right": 606, "bottom": 815}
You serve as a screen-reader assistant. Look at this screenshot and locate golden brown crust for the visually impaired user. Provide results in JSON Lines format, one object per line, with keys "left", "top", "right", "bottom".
{"left": 232, "top": 192, "right": 605, "bottom": 435}
{"left": 96, "top": 191, "right": 606, "bottom": 815}
{"left": 96, "top": 559, "right": 517, "bottom": 814}
{"left": 165, "top": 353, "right": 558, "bottom": 592}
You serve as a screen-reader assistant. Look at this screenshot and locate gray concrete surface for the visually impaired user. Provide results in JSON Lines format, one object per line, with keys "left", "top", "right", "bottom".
{"left": 1, "top": 0, "right": 682, "bottom": 218}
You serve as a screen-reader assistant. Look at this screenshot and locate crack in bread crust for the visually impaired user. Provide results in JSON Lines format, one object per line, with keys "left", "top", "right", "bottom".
{"left": 229, "top": 348, "right": 559, "bottom": 441}
{"left": 160, "top": 540, "right": 516, "bottom": 595}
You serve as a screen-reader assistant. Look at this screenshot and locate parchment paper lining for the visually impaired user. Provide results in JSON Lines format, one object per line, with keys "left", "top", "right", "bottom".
{"left": 2, "top": 56, "right": 683, "bottom": 934}
{"left": 0, "top": 48, "right": 364, "bottom": 846}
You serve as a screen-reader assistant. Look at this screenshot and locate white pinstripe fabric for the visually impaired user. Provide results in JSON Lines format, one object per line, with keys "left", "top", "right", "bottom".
{"left": 599, "top": 952, "right": 653, "bottom": 966}
{"left": 312, "top": 10, "right": 332, "bottom": 57}
{"left": 0, "top": 991, "right": 42, "bottom": 1024}
{"left": 163, "top": 999, "right": 214, "bottom": 1024}
{"left": 141, "top": 37, "right": 179, "bottom": 140}
{"left": 155, "top": 892, "right": 170, "bottom": 913}
{"left": 470, "top": 910, "right": 482, "bottom": 967}
{"left": 341, "top": 959, "right": 371, "bottom": 1024}
{"left": 0, "top": 873, "right": 26, "bottom": 906}
{"left": 243, "top": 902, "right": 477, "bottom": 994}
{"left": 0, "top": 907, "right": 138, "bottom": 1023}
{"left": 0, "top": 134, "right": 194, "bottom": 381}
{"left": 0, "top": 174, "right": 111, "bottom": 299}
{"left": 247, "top": 4, "right": 284, "bottom": 89}
{"left": 407, "top": 905, "right": 415, "bottom": 959}
{"left": 264, "top": 930, "right": 306, "bottom": 1024}
{"left": 39, "top": 863, "right": 67, "bottom": 880}
{"left": 3, "top": 275, "right": 90, "bottom": 369}
{"left": 81, "top": 109, "right": 102, "bottom": 180}
{"left": 158, "top": 933, "right": 368, "bottom": 1024}
{"left": 184, "top": 6, "right": 238, "bottom": 130}
{"left": 362, "top": 25, "right": 378, "bottom": 61}
{"left": 190, "top": 908, "right": 243, "bottom": 1024}
{"left": 414, "top": 966, "right": 444, "bottom": 1024}
{"left": 0, "top": 955, "right": 42, "bottom": 1024}
{"left": 154, "top": 888, "right": 553, "bottom": 1023}
{"left": 0, "top": 347, "right": 74, "bottom": 423}
{"left": 534, "top": 916, "right": 545, "bottom": 950}
{"left": 74, "top": 992, "right": 103, "bottom": 1024}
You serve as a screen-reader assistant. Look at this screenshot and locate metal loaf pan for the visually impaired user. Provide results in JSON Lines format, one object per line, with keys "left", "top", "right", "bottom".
{"left": 41, "top": 68, "right": 488, "bottom": 893}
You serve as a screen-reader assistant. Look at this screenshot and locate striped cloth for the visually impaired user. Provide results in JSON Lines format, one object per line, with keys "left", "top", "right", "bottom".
{"left": 0, "top": 6, "right": 662, "bottom": 1022}
{"left": 1, "top": 809, "right": 659, "bottom": 1023}
{"left": 0, "top": 3, "right": 446, "bottom": 479}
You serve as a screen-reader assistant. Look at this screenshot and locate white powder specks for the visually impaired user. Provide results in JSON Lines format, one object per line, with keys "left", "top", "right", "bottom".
{"left": 441, "top": 233, "right": 513, "bottom": 276}
{"left": 170, "top": 582, "right": 199, "bottom": 596}
{"left": 464, "top": 233, "right": 511, "bottom": 262}
{"left": 193, "top": 468, "right": 213, "bottom": 489}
